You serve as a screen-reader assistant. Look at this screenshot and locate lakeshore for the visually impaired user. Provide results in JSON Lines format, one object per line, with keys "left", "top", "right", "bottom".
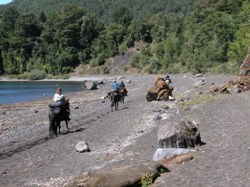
{"left": 0, "top": 75, "right": 126, "bottom": 105}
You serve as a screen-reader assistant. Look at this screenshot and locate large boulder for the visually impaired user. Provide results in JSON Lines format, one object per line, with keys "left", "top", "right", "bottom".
{"left": 84, "top": 81, "right": 98, "bottom": 90}
{"left": 157, "top": 119, "right": 205, "bottom": 149}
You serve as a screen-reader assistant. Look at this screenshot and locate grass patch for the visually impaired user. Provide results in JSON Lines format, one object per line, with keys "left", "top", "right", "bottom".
{"left": 140, "top": 173, "right": 154, "bottom": 187}
{"left": 178, "top": 94, "right": 216, "bottom": 109}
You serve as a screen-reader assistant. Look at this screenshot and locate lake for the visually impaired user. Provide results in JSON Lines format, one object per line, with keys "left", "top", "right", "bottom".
{"left": 0, "top": 81, "right": 85, "bottom": 105}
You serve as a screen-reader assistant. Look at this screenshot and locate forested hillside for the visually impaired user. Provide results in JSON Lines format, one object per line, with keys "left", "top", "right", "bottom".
{"left": 0, "top": 0, "right": 249, "bottom": 79}
{"left": 6, "top": 0, "right": 195, "bottom": 24}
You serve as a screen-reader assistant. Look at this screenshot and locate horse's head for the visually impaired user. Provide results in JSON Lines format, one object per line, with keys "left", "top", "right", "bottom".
{"left": 64, "top": 99, "right": 70, "bottom": 111}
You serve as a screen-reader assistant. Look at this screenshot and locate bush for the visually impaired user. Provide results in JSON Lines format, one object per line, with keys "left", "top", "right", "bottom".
{"left": 209, "top": 62, "right": 239, "bottom": 75}
{"left": 28, "top": 70, "right": 47, "bottom": 80}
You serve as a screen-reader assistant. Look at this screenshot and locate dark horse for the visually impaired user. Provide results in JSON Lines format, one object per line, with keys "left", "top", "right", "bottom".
{"left": 48, "top": 99, "right": 70, "bottom": 137}
{"left": 107, "top": 90, "right": 121, "bottom": 112}
{"left": 119, "top": 88, "right": 128, "bottom": 103}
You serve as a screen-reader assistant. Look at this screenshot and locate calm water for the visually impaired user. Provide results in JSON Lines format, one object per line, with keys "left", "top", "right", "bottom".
{"left": 0, "top": 81, "right": 85, "bottom": 105}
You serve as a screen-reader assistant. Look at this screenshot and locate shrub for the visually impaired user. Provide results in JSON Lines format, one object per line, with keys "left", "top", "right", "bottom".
{"left": 28, "top": 70, "right": 47, "bottom": 80}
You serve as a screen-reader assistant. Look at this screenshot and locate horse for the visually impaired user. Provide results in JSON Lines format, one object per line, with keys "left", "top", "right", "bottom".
{"left": 119, "top": 88, "right": 128, "bottom": 103}
{"left": 107, "top": 90, "right": 121, "bottom": 112}
{"left": 48, "top": 99, "right": 70, "bottom": 137}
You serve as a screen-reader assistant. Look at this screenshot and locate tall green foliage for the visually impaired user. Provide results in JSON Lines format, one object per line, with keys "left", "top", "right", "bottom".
{"left": 111, "top": 7, "right": 133, "bottom": 27}
{"left": 228, "top": 0, "right": 250, "bottom": 64}
{"left": 0, "top": 0, "right": 248, "bottom": 76}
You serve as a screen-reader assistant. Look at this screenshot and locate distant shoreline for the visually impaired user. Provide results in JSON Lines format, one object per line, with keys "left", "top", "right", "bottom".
{"left": 0, "top": 75, "right": 123, "bottom": 82}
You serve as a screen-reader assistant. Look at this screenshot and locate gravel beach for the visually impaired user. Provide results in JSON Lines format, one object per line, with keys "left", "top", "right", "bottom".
{"left": 0, "top": 74, "right": 250, "bottom": 187}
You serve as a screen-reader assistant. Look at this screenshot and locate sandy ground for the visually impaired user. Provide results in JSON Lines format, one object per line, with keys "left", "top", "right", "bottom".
{"left": 0, "top": 74, "right": 250, "bottom": 187}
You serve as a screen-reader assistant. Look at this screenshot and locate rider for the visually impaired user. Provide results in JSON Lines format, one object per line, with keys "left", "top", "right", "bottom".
{"left": 119, "top": 80, "right": 125, "bottom": 89}
{"left": 164, "top": 74, "right": 172, "bottom": 84}
{"left": 53, "top": 88, "right": 66, "bottom": 103}
{"left": 111, "top": 80, "right": 119, "bottom": 91}
{"left": 53, "top": 88, "right": 71, "bottom": 121}
{"left": 118, "top": 80, "right": 127, "bottom": 96}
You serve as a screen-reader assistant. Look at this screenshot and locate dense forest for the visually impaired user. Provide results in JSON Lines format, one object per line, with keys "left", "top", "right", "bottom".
{"left": 0, "top": 0, "right": 249, "bottom": 79}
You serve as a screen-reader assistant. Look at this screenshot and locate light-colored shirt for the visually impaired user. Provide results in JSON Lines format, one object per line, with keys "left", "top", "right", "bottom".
{"left": 53, "top": 93, "right": 66, "bottom": 102}
{"left": 111, "top": 83, "right": 119, "bottom": 90}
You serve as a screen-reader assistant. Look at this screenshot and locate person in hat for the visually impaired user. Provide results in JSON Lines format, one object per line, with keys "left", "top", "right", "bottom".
{"left": 164, "top": 74, "right": 172, "bottom": 84}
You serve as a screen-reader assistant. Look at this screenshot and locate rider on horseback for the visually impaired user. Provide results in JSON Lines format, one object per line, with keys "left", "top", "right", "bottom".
{"left": 53, "top": 88, "right": 71, "bottom": 121}
{"left": 118, "top": 80, "right": 127, "bottom": 96}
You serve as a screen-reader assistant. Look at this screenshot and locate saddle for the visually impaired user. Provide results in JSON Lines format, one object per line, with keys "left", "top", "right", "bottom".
{"left": 48, "top": 101, "right": 64, "bottom": 108}
{"left": 49, "top": 101, "right": 67, "bottom": 115}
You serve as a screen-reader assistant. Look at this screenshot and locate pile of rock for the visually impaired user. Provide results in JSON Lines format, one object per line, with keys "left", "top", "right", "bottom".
{"left": 212, "top": 47, "right": 250, "bottom": 93}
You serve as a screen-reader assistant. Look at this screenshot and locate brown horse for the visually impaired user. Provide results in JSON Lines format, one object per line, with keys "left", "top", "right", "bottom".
{"left": 119, "top": 88, "right": 128, "bottom": 103}
{"left": 107, "top": 90, "right": 121, "bottom": 112}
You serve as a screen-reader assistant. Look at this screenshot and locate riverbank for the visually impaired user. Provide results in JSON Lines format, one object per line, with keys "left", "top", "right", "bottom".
{"left": 1, "top": 74, "right": 249, "bottom": 187}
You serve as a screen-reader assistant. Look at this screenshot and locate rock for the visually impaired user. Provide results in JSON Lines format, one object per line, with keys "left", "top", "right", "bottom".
{"left": 84, "top": 81, "right": 98, "bottom": 90}
{"left": 161, "top": 113, "right": 170, "bottom": 120}
{"left": 168, "top": 96, "right": 175, "bottom": 101}
{"left": 75, "top": 141, "right": 89, "bottom": 152}
{"left": 157, "top": 119, "right": 205, "bottom": 149}
{"left": 163, "top": 105, "right": 169, "bottom": 110}
{"left": 153, "top": 114, "right": 162, "bottom": 120}
{"left": 98, "top": 80, "right": 104, "bottom": 84}
{"left": 195, "top": 73, "right": 203, "bottom": 78}
{"left": 126, "top": 79, "right": 132, "bottom": 83}
{"left": 100, "top": 96, "right": 106, "bottom": 99}
{"left": 136, "top": 129, "right": 144, "bottom": 134}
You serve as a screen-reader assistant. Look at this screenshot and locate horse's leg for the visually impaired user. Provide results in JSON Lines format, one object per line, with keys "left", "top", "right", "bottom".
{"left": 115, "top": 101, "right": 118, "bottom": 110}
{"left": 111, "top": 96, "right": 114, "bottom": 112}
{"left": 49, "top": 120, "right": 54, "bottom": 137}
{"left": 111, "top": 104, "right": 114, "bottom": 112}
{"left": 65, "top": 120, "right": 69, "bottom": 132}
{"left": 57, "top": 121, "right": 61, "bottom": 135}
{"left": 49, "top": 118, "right": 57, "bottom": 137}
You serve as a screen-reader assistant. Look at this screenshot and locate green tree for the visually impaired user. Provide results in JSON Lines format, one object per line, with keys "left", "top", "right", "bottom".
{"left": 0, "top": 48, "right": 3, "bottom": 74}
{"left": 2, "top": 6, "right": 20, "bottom": 32}
{"left": 228, "top": 0, "right": 250, "bottom": 64}
{"left": 91, "top": 23, "right": 125, "bottom": 61}
{"left": 111, "top": 7, "right": 133, "bottom": 27}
